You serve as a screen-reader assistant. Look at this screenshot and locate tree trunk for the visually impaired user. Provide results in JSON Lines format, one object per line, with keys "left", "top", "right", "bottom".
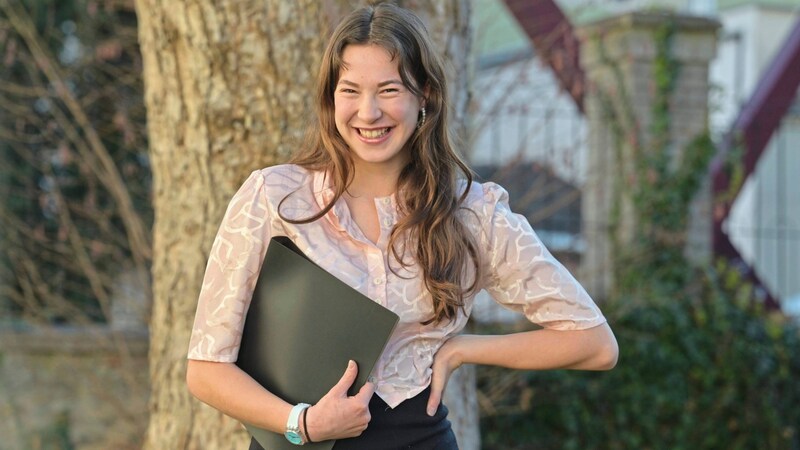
{"left": 135, "top": 1, "right": 476, "bottom": 448}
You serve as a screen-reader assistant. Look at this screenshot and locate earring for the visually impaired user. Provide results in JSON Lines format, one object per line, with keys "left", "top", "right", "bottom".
{"left": 418, "top": 107, "right": 426, "bottom": 128}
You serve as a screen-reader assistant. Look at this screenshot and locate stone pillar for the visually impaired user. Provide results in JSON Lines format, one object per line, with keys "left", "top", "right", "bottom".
{"left": 577, "top": 12, "right": 719, "bottom": 300}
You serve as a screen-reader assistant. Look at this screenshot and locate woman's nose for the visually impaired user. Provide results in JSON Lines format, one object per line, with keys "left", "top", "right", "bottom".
{"left": 357, "top": 95, "right": 382, "bottom": 122}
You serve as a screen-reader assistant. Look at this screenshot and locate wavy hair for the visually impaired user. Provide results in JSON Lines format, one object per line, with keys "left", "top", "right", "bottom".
{"left": 282, "top": 2, "right": 480, "bottom": 324}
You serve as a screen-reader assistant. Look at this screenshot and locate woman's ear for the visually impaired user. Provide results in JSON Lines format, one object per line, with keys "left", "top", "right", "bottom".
{"left": 422, "top": 84, "right": 431, "bottom": 108}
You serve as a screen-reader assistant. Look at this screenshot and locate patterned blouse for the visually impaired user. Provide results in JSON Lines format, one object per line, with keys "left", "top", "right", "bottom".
{"left": 188, "top": 164, "right": 606, "bottom": 408}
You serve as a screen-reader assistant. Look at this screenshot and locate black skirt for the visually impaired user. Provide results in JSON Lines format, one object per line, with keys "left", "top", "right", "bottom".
{"left": 248, "top": 387, "right": 458, "bottom": 450}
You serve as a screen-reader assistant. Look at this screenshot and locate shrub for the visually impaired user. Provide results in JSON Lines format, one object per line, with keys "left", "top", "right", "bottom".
{"left": 478, "top": 265, "right": 800, "bottom": 450}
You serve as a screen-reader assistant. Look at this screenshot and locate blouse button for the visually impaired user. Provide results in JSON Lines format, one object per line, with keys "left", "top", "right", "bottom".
{"left": 382, "top": 198, "right": 391, "bottom": 205}
{"left": 373, "top": 277, "right": 384, "bottom": 285}
{"left": 383, "top": 218, "right": 393, "bottom": 227}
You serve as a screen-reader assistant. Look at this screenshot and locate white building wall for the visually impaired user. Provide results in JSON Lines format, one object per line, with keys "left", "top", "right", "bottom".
{"left": 709, "top": 3, "right": 800, "bottom": 313}
{"left": 469, "top": 57, "right": 588, "bottom": 185}
{"left": 710, "top": 5, "right": 798, "bottom": 133}
{"left": 726, "top": 114, "right": 800, "bottom": 312}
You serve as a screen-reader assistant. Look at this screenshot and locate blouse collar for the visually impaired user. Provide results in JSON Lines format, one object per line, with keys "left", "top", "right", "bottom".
{"left": 311, "top": 169, "right": 399, "bottom": 244}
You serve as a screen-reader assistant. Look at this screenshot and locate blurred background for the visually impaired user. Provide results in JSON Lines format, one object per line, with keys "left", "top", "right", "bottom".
{"left": 0, "top": 0, "right": 798, "bottom": 449}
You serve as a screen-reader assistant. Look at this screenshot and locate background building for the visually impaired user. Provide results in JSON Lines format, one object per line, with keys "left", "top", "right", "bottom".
{"left": 470, "top": 0, "right": 799, "bottom": 320}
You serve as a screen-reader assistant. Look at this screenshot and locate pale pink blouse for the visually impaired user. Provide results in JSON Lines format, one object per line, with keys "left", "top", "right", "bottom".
{"left": 188, "top": 164, "right": 606, "bottom": 408}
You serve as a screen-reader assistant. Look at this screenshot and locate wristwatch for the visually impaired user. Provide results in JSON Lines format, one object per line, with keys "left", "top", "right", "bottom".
{"left": 285, "top": 403, "right": 311, "bottom": 445}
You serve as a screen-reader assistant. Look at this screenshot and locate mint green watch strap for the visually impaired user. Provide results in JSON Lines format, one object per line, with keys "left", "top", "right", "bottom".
{"left": 285, "top": 403, "right": 311, "bottom": 445}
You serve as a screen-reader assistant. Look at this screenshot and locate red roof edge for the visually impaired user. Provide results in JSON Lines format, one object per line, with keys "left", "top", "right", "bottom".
{"left": 502, "top": 0, "right": 585, "bottom": 112}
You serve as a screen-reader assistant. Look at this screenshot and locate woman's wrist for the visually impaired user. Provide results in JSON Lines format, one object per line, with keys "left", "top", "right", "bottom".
{"left": 442, "top": 334, "right": 469, "bottom": 368}
{"left": 304, "top": 404, "right": 324, "bottom": 442}
{"left": 301, "top": 406, "right": 312, "bottom": 443}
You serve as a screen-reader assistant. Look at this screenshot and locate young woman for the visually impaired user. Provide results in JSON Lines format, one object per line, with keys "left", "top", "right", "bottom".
{"left": 186, "top": 3, "right": 618, "bottom": 449}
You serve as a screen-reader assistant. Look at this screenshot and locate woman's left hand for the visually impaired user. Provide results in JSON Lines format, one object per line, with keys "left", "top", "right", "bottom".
{"left": 426, "top": 335, "right": 466, "bottom": 416}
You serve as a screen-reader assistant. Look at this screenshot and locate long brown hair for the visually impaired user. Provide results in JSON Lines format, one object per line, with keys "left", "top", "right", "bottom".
{"left": 282, "top": 2, "right": 480, "bottom": 324}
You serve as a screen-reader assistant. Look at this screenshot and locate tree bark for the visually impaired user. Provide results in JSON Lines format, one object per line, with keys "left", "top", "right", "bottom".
{"left": 135, "top": 1, "right": 476, "bottom": 448}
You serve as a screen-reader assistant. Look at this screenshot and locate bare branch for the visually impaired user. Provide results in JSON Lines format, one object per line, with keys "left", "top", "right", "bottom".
{"left": 0, "top": 0, "right": 151, "bottom": 266}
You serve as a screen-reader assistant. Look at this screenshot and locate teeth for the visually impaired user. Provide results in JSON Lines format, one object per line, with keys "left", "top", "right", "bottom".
{"left": 359, "top": 128, "right": 389, "bottom": 139}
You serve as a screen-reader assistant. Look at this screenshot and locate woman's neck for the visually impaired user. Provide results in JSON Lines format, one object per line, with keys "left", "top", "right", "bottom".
{"left": 347, "top": 162, "right": 404, "bottom": 198}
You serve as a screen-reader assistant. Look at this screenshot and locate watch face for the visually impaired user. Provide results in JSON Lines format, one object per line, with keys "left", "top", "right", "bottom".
{"left": 285, "top": 431, "right": 303, "bottom": 445}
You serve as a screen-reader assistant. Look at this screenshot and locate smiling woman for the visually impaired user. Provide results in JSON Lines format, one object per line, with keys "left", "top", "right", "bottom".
{"left": 333, "top": 44, "right": 423, "bottom": 175}
{"left": 184, "top": 2, "right": 617, "bottom": 449}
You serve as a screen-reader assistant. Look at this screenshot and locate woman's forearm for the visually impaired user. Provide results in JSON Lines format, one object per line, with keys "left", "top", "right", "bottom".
{"left": 425, "top": 322, "right": 617, "bottom": 415}
{"left": 186, "top": 359, "right": 375, "bottom": 442}
{"left": 186, "top": 359, "right": 292, "bottom": 433}
{"left": 447, "top": 322, "right": 618, "bottom": 371}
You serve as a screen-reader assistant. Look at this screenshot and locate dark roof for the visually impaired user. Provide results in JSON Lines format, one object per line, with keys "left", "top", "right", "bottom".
{"left": 472, "top": 162, "right": 581, "bottom": 235}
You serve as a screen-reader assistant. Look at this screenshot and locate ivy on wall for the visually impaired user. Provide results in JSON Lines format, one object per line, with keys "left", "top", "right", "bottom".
{"left": 592, "top": 20, "right": 719, "bottom": 295}
{"left": 478, "top": 18, "right": 800, "bottom": 450}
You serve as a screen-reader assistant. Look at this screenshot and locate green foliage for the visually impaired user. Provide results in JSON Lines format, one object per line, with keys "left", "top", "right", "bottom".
{"left": 27, "top": 411, "right": 75, "bottom": 450}
{"left": 592, "top": 19, "right": 718, "bottom": 295}
{"left": 479, "top": 265, "right": 800, "bottom": 449}
{"left": 589, "top": 19, "right": 718, "bottom": 294}
{"left": 479, "top": 17, "right": 800, "bottom": 450}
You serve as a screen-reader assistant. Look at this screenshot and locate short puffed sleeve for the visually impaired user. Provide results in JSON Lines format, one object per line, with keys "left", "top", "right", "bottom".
{"left": 188, "top": 171, "right": 272, "bottom": 361}
{"left": 475, "top": 182, "right": 606, "bottom": 330}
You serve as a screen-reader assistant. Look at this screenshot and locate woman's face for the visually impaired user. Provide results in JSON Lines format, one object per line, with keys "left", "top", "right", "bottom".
{"left": 334, "top": 44, "right": 423, "bottom": 174}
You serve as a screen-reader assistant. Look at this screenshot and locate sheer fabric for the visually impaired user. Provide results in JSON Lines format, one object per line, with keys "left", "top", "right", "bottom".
{"left": 188, "top": 164, "right": 606, "bottom": 407}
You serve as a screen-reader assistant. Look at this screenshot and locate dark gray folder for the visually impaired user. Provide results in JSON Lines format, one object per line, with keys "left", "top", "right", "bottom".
{"left": 236, "top": 236, "right": 399, "bottom": 450}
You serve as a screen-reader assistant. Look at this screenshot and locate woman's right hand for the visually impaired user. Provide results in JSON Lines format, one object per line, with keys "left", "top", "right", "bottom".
{"left": 304, "top": 360, "right": 375, "bottom": 441}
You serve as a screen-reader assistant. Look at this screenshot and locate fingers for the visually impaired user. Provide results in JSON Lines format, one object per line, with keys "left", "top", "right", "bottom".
{"left": 311, "top": 360, "right": 371, "bottom": 442}
{"left": 426, "top": 362, "right": 449, "bottom": 416}
{"left": 426, "top": 336, "right": 465, "bottom": 416}
{"left": 426, "top": 360, "right": 450, "bottom": 416}
{"left": 331, "top": 360, "right": 359, "bottom": 397}
{"left": 350, "top": 385, "right": 372, "bottom": 434}
{"left": 353, "top": 380, "right": 376, "bottom": 403}
{"left": 427, "top": 377, "right": 444, "bottom": 416}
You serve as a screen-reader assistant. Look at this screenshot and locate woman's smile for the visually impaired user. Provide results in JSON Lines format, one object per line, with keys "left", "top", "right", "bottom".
{"left": 357, "top": 127, "right": 392, "bottom": 140}
{"left": 334, "top": 44, "right": 423, "bottom": 172}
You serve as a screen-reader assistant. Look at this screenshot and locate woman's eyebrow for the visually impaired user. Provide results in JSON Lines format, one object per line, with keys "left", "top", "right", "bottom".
{"left": 378, "top": 79, "right": 403, "bottom": 87}
{"left": 337, "top": 79, "right": 404, "bottom": 88}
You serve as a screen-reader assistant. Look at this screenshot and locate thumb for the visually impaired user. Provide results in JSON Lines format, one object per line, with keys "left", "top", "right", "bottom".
{"left": 331, "top": 360, "right": 359, "bottom": 397}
